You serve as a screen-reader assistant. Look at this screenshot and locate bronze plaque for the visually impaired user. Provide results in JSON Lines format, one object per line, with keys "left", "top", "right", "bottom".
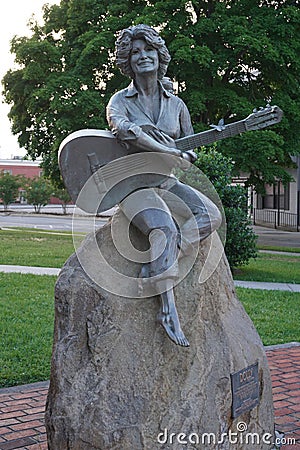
{"left": 231, "top": 362, "right": 259, "bottom": 418}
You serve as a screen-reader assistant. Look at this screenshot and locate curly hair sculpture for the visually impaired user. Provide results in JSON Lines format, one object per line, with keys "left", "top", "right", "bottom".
{"left": 115, "top": 24, "right": 171, "bottom": 80}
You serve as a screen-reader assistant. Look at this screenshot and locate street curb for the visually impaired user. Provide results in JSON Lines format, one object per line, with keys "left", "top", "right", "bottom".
{"left": 234, "top": 280, "right": 300, "bottom": 292}
{"left": 0, "top": 380, "right": 49, "bottom": 394}
{"left": 264, "top": 341, "right": 300, "bottom": 350}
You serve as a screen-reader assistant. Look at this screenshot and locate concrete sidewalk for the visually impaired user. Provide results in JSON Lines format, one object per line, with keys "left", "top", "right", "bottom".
{"left": 253, "top": 225, "right": 300, "bottom": 249}
{"left": 234, "top": 280, "right": 300, "bottom": 292}
{"left": 1, "top": 264, "right": 300, "bottom": 293}
{"left": 0, "top": 265, "right": 60, "bottom": 276}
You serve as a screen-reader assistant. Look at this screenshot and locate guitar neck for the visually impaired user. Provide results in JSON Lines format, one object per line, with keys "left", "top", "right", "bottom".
{"left": 175, "top": 119, "right": 247, "bottom": 151}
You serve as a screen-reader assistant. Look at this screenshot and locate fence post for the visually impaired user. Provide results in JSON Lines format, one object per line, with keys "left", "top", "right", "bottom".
{"left": 277, "top": 181, "right": 281, "bottom": 228}
{"left": 296, "top": 190, "right": 300, "bottom": 231}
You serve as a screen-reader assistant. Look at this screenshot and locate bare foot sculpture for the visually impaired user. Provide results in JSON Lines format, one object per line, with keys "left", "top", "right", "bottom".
{"left": 158, "top": 289, "right": 189, "bottom": 347}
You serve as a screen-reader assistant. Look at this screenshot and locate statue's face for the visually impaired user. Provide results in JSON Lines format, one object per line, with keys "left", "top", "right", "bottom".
{"left": 130, "top": 39, "right": 159, "bottom": 77}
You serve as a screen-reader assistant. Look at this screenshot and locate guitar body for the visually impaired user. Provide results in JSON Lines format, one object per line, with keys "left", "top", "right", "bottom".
{"left": 59, "top": 106, "right": 282, "bottom": 213}
{"left": 59, "top": 129, "right": 169, "bottom": 213}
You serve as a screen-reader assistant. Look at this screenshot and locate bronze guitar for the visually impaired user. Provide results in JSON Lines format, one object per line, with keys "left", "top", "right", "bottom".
{"left": 59, "top": 105, "right": 283, "bottom": 213}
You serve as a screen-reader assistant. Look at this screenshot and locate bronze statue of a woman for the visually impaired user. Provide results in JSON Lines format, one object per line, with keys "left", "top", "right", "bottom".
{"left": 107, "top": 24, "right": 222, "bottom": 346}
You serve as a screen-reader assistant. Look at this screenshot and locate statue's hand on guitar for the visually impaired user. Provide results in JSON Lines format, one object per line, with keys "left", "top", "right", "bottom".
{"left": 149, "top": 129, "right": 198, "bottom": 163}
{"left": 142, "top": 125, "right": 197, "bottom": 163}
{"left": 145, "top": 127, "right": 178, "bottom": 151}
{"left": 182, "top": 150, "right": 197, "bottom": 163}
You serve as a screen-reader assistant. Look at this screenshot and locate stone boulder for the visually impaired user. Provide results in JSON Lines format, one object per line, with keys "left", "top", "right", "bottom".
{"left": 45, "top": 220, "right": 274, "bottom": 450}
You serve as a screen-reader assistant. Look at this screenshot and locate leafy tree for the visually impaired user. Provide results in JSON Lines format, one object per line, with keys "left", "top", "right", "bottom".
{"left": 0, "top": 172, "right": 22, "bottom": 211}
{"left": 52, "top": 186, "right": 71, "bottom": 214}
{"left": 2, "top": 0, "right": 299, "bottom": 190}
{"left": 25, "top": 176, "right": 53, "bottom": 213}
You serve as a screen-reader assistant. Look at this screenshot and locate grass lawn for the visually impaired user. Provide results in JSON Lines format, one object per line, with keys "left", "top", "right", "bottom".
{"left": 258, "top": 244, "right": 300, "bottom": 253}
{"left": 0, "top": 228, "right": 300, "bottom": 388}
{"left": 234, "top": 252, "right": 300, "bottom": 284}
{"left": 0, "top": 227, "right": 76, "bottom": 267}
{"left": 236, "top": 287, "right": 300, "bottom": 346}
{"left": 0, "top": 272, "right": 299, "bottom": 387}
{"left": 0, "top": 273, "right": 56, "bottom": 388}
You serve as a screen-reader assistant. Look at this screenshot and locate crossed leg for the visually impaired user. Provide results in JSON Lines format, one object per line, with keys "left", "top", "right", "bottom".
{"left": 119, "top": 181, "right": 222, "bottom": 347}
{"left": 120, "top": 188, "right": 189, "bottom": 346}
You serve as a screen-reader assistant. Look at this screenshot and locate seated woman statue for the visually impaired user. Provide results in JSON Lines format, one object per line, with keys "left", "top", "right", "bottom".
{"left": 107, "top": 24, "right": 222, "bottom": 347}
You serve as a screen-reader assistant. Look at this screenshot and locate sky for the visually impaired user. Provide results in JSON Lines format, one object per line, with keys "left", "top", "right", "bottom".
{"left": 0, "top": 0, "right": 59, "bottom": 160}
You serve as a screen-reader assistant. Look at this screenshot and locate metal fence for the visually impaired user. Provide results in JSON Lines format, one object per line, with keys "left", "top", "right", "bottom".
{"left": 253, "top": 208, "right": 299, "bottom": 231}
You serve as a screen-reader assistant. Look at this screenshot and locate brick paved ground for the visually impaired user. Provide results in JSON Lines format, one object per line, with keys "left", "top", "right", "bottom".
{"left": 0, "top": 345, "right": 299, "bottom": 449}
{"left": 0, "top": 381, "right": 48, "bottom": 450}
{"left": 267, "top": 345, "right": 300, "bottom": 449}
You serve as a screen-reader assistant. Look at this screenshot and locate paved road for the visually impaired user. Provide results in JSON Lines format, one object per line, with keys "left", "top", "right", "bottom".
{"left": 0, "top": 213, "right": 108, "bottom": 233}
{"left": 253, "top": 225, "right": 300, "bottom": 249}
{"left": 1, "top": 209, "right": 299, "bottom": 247}
{"left": 2, "top": 263, "right": 300, "bottom": 293}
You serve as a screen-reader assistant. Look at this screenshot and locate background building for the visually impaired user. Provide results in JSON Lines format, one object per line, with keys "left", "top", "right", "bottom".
{"left": 0, "top": 157, "right": 63, "bottom": 205}
{"left": 252, "top": 163, "right": 299, "bottom": 231}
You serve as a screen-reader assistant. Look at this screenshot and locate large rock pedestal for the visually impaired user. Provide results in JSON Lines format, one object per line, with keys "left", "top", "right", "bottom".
{"left": 45, "top": 222, "right": 274, "bottom": 449}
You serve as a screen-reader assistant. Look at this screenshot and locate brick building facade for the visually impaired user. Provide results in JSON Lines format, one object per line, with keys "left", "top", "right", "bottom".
{"left": 0, "top": 158, "right": 62, "bottom": 205}
{"left": 0, "top": 158, "right": 42, "bottom": 178}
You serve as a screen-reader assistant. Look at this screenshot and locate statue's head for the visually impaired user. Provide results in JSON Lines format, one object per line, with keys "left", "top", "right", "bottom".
{"left": 115, "top": 24, "right": 171, "bottom": 80}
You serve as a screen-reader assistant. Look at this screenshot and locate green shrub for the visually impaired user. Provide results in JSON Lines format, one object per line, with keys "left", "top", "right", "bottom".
{"left": 194, "top": 147, "right": 257, "bottom": 267}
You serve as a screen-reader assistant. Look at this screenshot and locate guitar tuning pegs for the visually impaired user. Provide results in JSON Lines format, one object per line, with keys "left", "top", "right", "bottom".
{"left": 209, "top": 118, "right": 226, "bottom": 132}
{"left": 210, "top": 121, "right": 226, "bottom": 132}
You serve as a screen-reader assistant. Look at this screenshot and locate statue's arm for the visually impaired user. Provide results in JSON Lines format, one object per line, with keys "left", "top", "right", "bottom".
{"left": 106, "top": 94, "right": 182, "bottom": 157}
{"left": 179, "top": 100, "right": 194, "bottom": 138}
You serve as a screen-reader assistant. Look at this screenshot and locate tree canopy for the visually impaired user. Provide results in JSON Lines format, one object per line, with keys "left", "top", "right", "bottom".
{"left": 0, "top": 172, "right": 22, "bottom": 211}
{"left": 25, "top": 176, "right": 53, "bottom": 213}
{"left": 2, "top": 0, "right": 300, "bottom": 189}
